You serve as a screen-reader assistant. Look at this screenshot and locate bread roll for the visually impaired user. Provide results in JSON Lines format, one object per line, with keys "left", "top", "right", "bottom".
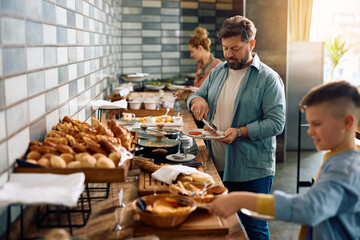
{"left": 26, "top": 159, "right": 39, "bottom": 165}
{"left": 133, "top": 157, "right": 161, "bottom": 173}
{"left": 96, "top": 157, "right": 116, "bottom": 168}
{"left": 72, "top": 143, "right": 87, "bottom": 153}
{"left": 80, "top": 155, "right": 97, "bottom": 168}
{"left": 67, "top": 161, "right": 81, "bottom": 168}
{"left": 37, "top": 158, "right": 51, "bottom": 167}
{"left": 50, "top": 156, "right": 67, "bottom": 168}
{"left": 42, "top": 153, "right": 56, "bottom": 160}
{"left": 26, "top": 151, "right": 42, "bottom": 160}
{"left": 60, "top": 153, "right": 74, "bottom": 164}
{"left": 75, "top": 152, "right": 90, "bottom": 161}
{"left": 109, "top": 152, "right": 121, "bottom": 166}
{"left": 93, "top": 153, "right": 107, "bottom": 160}
{"left": 29, "top": 145, "right": 42, "bottom": 152}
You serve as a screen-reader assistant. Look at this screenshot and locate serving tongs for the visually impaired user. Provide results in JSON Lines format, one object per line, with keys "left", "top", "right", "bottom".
{"left": 202, "top": 116, "right": 218, "bottom": 133}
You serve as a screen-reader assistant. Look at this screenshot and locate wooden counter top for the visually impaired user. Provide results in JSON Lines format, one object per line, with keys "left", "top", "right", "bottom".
{"left": 22, "top": 100, "right": 247, "bottom": 240}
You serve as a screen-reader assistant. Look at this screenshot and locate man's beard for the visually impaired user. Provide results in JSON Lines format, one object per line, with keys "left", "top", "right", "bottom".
{"left": 226, "top": 49, "right": 250, "bottom": 70}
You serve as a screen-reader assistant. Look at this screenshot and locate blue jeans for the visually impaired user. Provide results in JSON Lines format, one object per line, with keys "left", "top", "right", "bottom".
{"left": 219, "top": 173, "right": 273, "bottom": 240}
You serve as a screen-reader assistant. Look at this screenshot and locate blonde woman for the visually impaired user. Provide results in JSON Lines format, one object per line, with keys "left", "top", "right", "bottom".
{"left": 174, "top": 27, "right": 222, "bottom": 99}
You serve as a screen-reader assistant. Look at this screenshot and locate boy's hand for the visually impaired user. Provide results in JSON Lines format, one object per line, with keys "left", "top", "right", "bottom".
{"left": 209, "top": 193, "right": 243, "bottom": 218}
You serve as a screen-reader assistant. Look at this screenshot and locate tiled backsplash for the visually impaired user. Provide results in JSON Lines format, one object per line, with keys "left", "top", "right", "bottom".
{"left": 0, "top": 0, "right": 233, "bottom": 185}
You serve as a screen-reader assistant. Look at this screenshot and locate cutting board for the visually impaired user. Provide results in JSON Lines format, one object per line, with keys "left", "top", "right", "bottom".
{"left": 138, "top": 167, "right": 204, "bottom": 196}
{"left": 133, "top": 210, "right": 229, "bottom": 237}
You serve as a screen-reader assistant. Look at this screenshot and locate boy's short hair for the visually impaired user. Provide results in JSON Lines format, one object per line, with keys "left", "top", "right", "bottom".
{"left": 299, "top": 81, "right": 360, "bottom": 119}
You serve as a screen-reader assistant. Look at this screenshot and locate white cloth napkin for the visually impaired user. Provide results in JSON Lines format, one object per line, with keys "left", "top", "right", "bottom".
{"left": 91, "top": 99, "right": 127, "bottom": 110}
{"left": 0, "top": 173, "right": 85, "bottom": 208}
{"left": 151, "top": 165, "right": 213, "bottom": 184}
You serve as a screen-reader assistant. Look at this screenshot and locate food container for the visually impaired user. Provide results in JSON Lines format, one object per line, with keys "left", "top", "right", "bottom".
{"left": 173, "top": 116, "right": 183, "bottom": 124}
{"left": 162, "top": 97, "right": 175, "bottom": 108}
{"left": 132, "top": 194, "right": 196, "bottom": 228}
{"left": 143, "top": 98, "right": 159, "bottom": 110}
{"left": 129, "top": 98, "right": 143, "bottom": 110}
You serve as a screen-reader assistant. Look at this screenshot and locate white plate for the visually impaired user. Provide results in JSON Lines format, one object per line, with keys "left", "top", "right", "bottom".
{"left": 182, "top": 129, "right": 226, "bottom": 140}
{"left": 145, "top": 84, "right": 165, "bottom": 90}
{"left": 121, "top": 76, "right": 147, "bottom": 82}
{"left": 167, "top": 84, "right": 177, "bottom": 91}
{"left": 172, "top": 85, "right": 198, "bottom": 91}
{"left": 240, "top": 208, "right": 275, "bottom": 220}
{"left": 166, "top": 154, "right": 196, "bottom": 162}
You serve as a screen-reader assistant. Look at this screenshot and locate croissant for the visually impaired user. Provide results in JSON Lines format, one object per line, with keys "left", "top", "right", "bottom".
{"left": 91, "top": 117, "right": 114, "bottom": 137}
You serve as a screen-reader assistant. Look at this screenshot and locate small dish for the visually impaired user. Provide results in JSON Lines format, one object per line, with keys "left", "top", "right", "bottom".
{"left": 166, "top": 154, "right": 195, "bottom": 162}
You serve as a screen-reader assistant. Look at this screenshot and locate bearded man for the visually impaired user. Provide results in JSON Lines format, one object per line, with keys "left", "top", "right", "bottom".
{"left": 187, "top": 15, "right": 286, "bottom": 240}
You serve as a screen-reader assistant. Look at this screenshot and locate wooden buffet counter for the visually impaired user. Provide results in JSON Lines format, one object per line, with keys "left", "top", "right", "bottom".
{"left": 21, "top": 100, "right": 247, "bottom": 240}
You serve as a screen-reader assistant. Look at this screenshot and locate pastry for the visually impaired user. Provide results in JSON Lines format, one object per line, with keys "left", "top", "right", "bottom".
{"left": 26, "top": 159, "right": 39, "bottom": 165}
{"left": 72, "top": 143, "right": 87, "bottom": 153}
{"left": 75, "top": 152, "right": 90, "bottom": 161}
{"left": 40, "top": 145, "right": 58, "bottom": 154}
{"left": 57, "top": 144, "right": 75, "bottom": 154}
{"left": 86, "top": 143, "right": 107, "bottom": 155}
{"left": 98, "top": 139, "right": 118, "bottom": 153}
{"left": 91, "top": 117, "right": 114, "bottom": 137}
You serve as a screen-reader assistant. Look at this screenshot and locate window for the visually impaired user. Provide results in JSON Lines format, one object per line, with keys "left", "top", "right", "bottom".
{"left": 310, "top": 0, "right": 360, "bottom": 86}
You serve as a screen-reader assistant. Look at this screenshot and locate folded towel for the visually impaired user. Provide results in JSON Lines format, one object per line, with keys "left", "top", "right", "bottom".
{"left": 151, "top": 165, "right": 213, "bottom": 184}
{"left": 91, "top": 99, "right": 127, "bottom": 110}
{"left": 0, "top": 173, "right": 85, "bottom": 208}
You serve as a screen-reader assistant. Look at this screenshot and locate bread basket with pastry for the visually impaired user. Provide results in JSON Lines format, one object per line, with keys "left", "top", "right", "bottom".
{"left": 15, "top": 117, "right": 135, "bottom": 182}
{"left": 132, "top": 193, "right": 197, "bottom": 228}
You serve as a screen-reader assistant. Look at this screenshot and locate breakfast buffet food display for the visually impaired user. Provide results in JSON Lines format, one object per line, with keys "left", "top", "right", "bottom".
{"left": 16, "top": 116, "right": 135, "bottom": 182}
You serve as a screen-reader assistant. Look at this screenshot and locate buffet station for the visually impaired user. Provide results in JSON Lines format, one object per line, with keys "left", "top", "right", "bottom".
{"left": 6, "top": 79, "right": 248, "bottom": 240}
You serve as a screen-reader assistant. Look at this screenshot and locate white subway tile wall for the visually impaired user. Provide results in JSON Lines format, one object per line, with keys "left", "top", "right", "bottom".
{"left": 0, "top": 0, "right": 233, "bottom": 192}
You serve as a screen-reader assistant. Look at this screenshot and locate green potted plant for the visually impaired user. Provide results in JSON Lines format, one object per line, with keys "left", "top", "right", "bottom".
{"left": 325, "top": 36, "right": 353, "bottom": 81}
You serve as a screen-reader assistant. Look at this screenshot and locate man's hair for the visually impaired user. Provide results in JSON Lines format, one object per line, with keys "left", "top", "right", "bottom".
{"left": 218, "top": 15, "right": 257, "bottom": 43}
{"left": 299, "top": 81, "right": 360, "bottom": 119}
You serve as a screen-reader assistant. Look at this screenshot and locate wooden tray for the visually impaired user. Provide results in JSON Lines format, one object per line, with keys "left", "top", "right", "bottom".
{"left": 14, "top": 158, "right": 131, "bottom": 183}
{"left": 122, "top": 108, "right": 175, "bottom": 117}
{"left": 133, "top": 210, "right": 229, "bottom": 237}
{"left": 138, "top": 167, "right": 203, "bottom": 196}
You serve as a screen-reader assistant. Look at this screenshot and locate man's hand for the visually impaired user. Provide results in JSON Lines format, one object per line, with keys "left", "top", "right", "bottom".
{"left": 216, "top": 128, "right": 238, "bottom": 144}
{"left": 190, "top": 98, "right": 209, "bottom": 121}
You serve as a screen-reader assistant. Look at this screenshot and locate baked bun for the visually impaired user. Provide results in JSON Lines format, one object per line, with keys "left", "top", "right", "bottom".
{"left": 67, "top": 161, "right": 81, "bottom": 168}
{"left": 37, "top": 158, "right": 51, "bottom": 167}
{"left": 93, "top": 153, "right": 107, "bottom": 160}
{"left": 96, "top": 157, "right": 116, "bottom": 168}
{"left": 26, "top": 159, "right": 39, "bottom": 165}
{"left": 80, "top": 155, "right": 97, "bottom": 168}
{"left": 109, "top": 152, "right": 121, "bottom": 166}
{"left": 42, "top": 153, "right": 56, "bottom": 160}
{"left": 50, "top": 156, "right": 67, "bottom": 168}
{"left": 26, "top": 151, "right": 42, "bottom": 160}
{"left": 60, "top": 153, "right": 75, "bottom": 164}
{"left": 75, "top": 152, "right": 90, "bottom": 161}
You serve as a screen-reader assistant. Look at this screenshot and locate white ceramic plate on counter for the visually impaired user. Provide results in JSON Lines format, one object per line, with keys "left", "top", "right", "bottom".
{"left": 166, "top": 154, "right": 196, "bottom": 162}
{"left": 145, "top": 84, "right": 166, "bottom": 90}
{"left": 182, "top": 129, "right": 226, "bottom": 140}
{"left": 172, "top": 85, "right": 199, "bottom": 91}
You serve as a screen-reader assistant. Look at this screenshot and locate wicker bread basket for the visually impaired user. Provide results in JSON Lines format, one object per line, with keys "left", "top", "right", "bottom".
{"left": 132, "top": 194, "right": 197, "bottom": 228}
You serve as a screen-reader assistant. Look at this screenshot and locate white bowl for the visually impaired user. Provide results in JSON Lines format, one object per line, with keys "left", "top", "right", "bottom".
{"left": 144, "top": 102, "right": 157, "bottom": 110}
{"left": 129, "top": 102, "right": 142, "bottom": 110}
